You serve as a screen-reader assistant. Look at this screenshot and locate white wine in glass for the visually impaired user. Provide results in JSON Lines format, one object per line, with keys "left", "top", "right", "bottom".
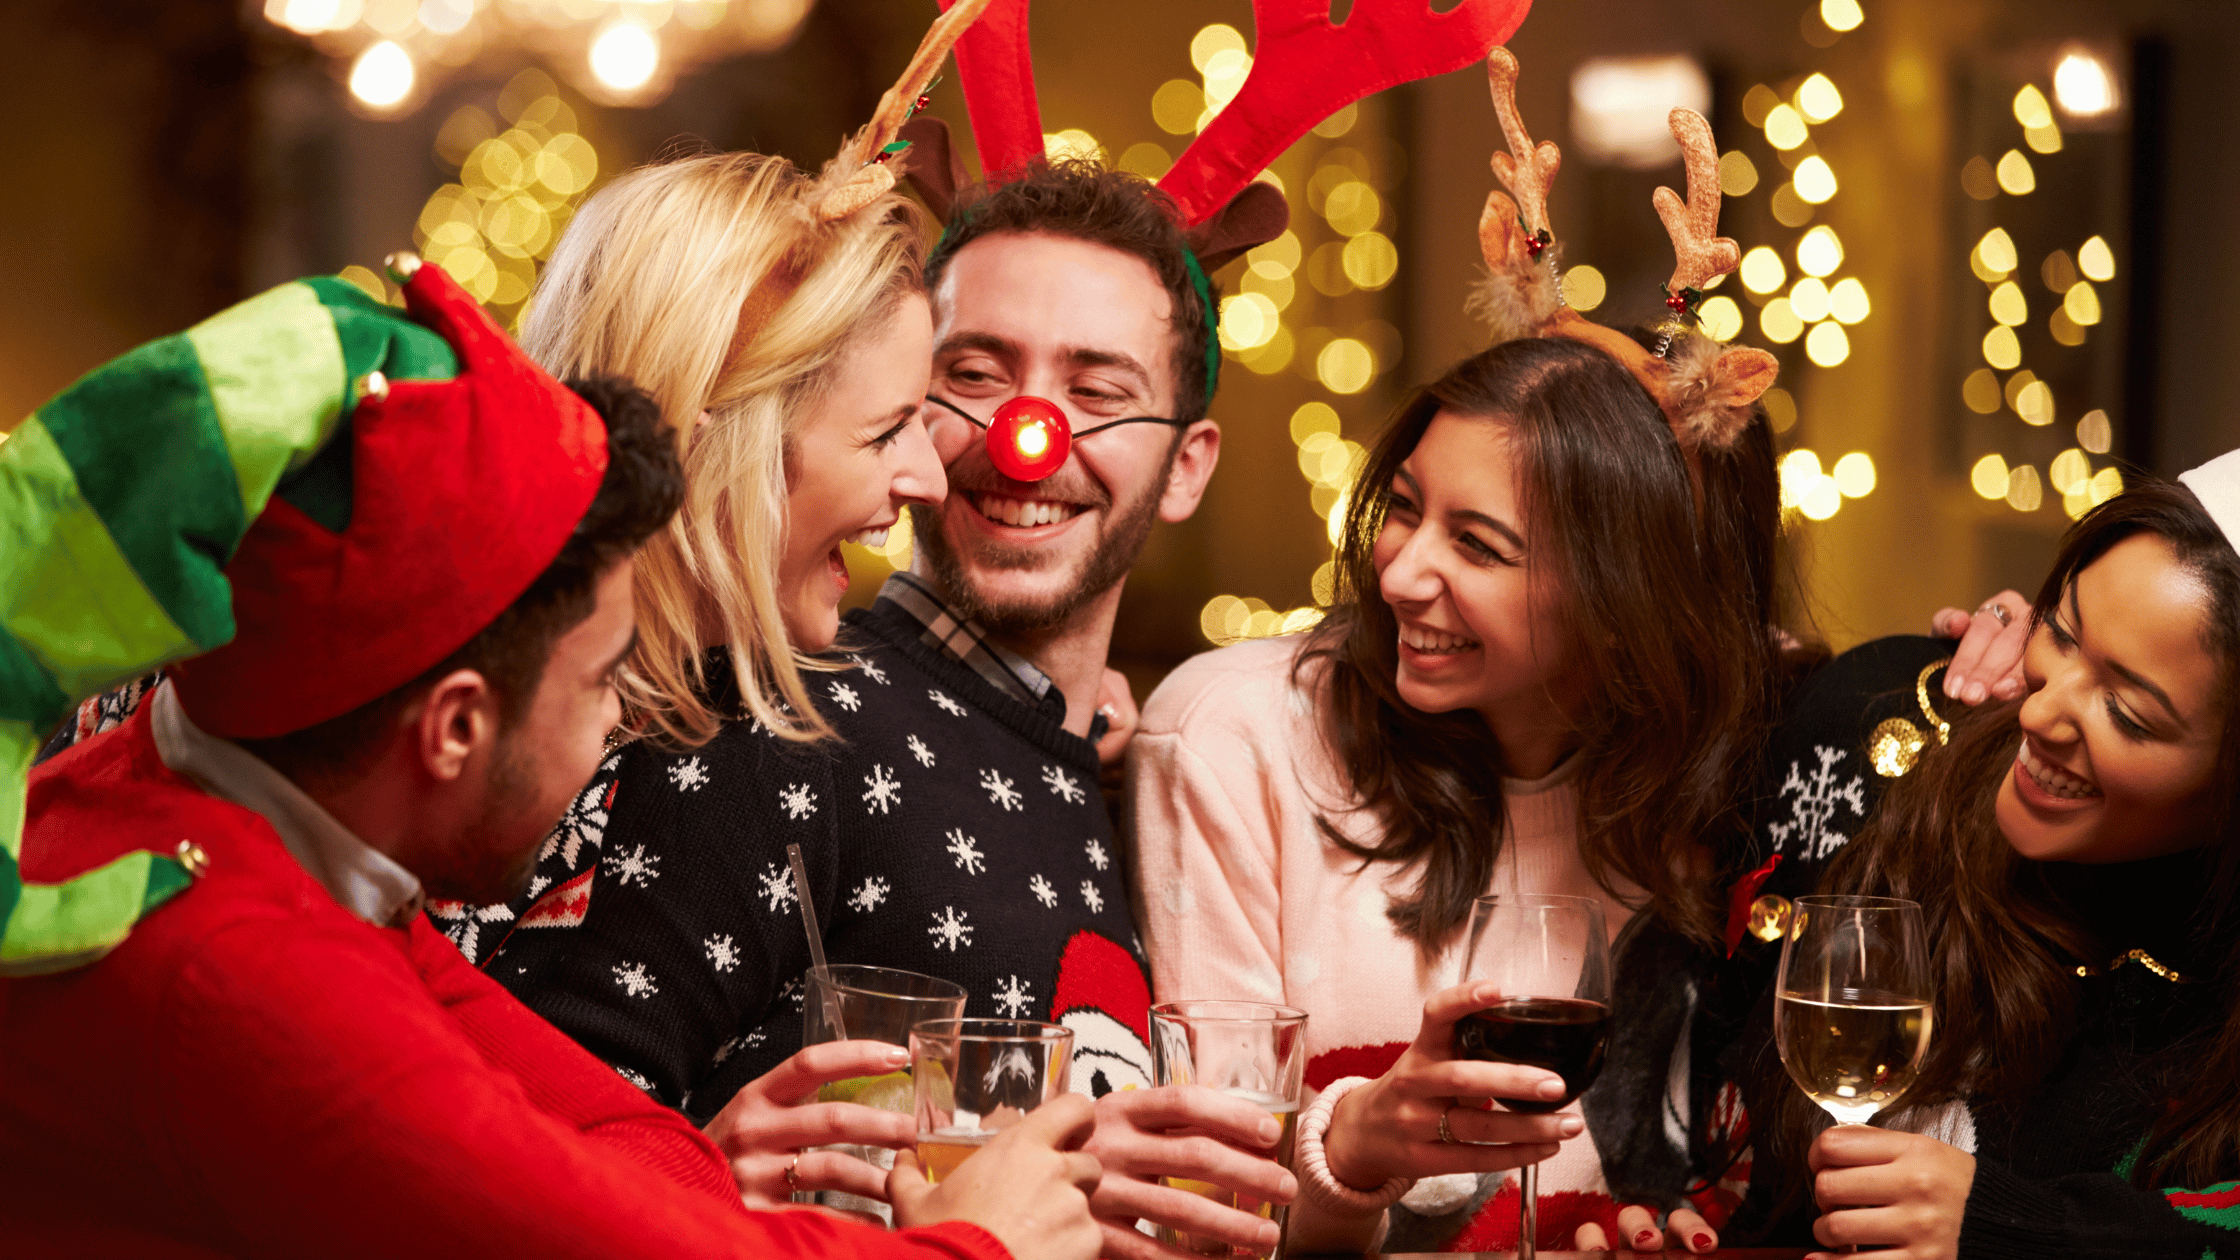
{"left": 1775, "top": 895, "right": 1933, "bottom": 1126}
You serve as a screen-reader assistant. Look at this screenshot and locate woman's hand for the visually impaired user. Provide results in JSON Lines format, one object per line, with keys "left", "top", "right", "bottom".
{"left": 1574, "top": 1204, "right": 1719, "bottom": 1253}
{"left": 1805, "top": 1126, "right": 1974, "bottom": 1260}
{"left": 1321, "top": 982, "right": 1583, "bottom": 1192}
{"left": 1082, "top": 1084, "right": 1294, "bottom": 1260}
{"left": 700, "top": 1039, "right": 918, "bottom": 1211}
{"left": 1931, "top": 589, "right": 2031, "bottom": 704}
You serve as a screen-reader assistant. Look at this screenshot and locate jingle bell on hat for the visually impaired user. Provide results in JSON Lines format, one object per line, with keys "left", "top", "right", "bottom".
{"left": 986, "top": 396, "right": 1071, "bottom": 481}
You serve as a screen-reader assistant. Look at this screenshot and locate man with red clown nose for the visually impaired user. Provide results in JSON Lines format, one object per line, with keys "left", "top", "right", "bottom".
{"left": 0, "top": 256, "right": 1104, "bottom": 1260}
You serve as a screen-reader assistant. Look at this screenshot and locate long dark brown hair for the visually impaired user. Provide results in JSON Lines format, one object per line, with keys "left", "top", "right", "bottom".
{"left": 1761, "top": 478, "right": 2240, "bottom": 1191}
{"left": 1299, "top": 335, "right": 1796, "bottom": 954}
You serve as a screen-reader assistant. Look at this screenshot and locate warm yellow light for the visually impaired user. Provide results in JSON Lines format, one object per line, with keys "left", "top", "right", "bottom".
{"left": 1243, "top": 264, "right": 1294, "bottom": 311}
{"left": 1323, "top": 182, "right": 1382, "bottom": 237}
{"left": 1770, "top": 184, "right": 1815, "bottom": 228}
{"left": 1201, "top": 48, "right": 1252, "bottom": 102}
{"left": 2054, "top": 52, "right": 2118, "bottom": 118}
{"left": 2050, "top": 449, "right": 2092, "bottom": 495}
{"left": 1117, "top": 142, "right": 1172, "bottom": 179}
{"left": 1833, "top": 451, "right": 1877, "bottom": 498}
{"left": 276, "top": 0, "right": 344, "bottom": 33}
{"left": 2025, "top": 122, "right": 2063, "bottom": 155}
{"left": 1043, "top": 129, "right": 1102, "bottom": 162}
{"left": 1311, "top": 560, "right": 1338, "bottom": 606}
{"left": 1797, "top": 225, "right": 1843, "bottom": 277}
{"left": 2065, "top": 280, "right": 2102, "bottom": 326}
{"left": 1217, "top": 293, "right": 1278, "bottom": 351}
{"left": 1342, "top": 232, "right": 1399, "bottom": 289}
{"left": 2006, "top": 464, "right": 2044, "bottom": 512}
{"left": 1761, "top": 298, "right": 1805, "bottom": 344}
{"left": 1972, "top": 453, "right": 2012, "bottom": 500}
{"left": 1251, "top": 235, "right": 1303, "bottom": 277}
{"left": 1779, "top": 449, "right": 1823, "bottom": 510}
{"left": 2013, "top": 84, "right": 2055, "bottom": 129}
{"left": 2050, "top": 308, "right": 2087, "bottom": 346}
{"left": 1561, "top": 265, "right": 1607, "bottom": 312}
{"left": 1015, "top": 425, "right": 1049, "bottom": 458}
{"left": 1763, "top": 387, "right": 1799, "bottom": 433}
{"left": 2015, "top": 380, "right": 2055, "bottom": 426}
{"left": 2089, "top": 466, "right": 2124, "bottom": 505}
{"left": 589, "top": 23, "right": 659, "bottom": 91}
{"left": 1741, "top": 247, "right": 1786, "bottom": 294}
{"left": 1152, "top": 80, "right": 1206, "bottom": 135}
{"left": 2078, "top": 235, "right": 2117, "bottom": 282}
{"left": 1975, "top": 227, "right": 2018, "bottom": 276}
{"left": 1313, "top": 102, "right": 1359, "bottom": 139}
{"left": 1789, "top": 277, "right": 1832, "bottom": 323}
{"left": 1240, "top": 325, "right": 1295, "bottom": 376}
{"left": 1963, "top": 369, "right": 2002, "bottom": 414}
{"left": 1996, "top": 150, "right": 2036, "bottom": 195}
{"left": 1828, "top": 277, "right": 1871, "bottom": 325}
{"left": 1982, "top": 325, "right": 2022, "bottom": 370}
{"left": 1200, "top": 594, "right": 1245, "bottom": 645}
{"left": 1318, "top": 339, "right": 1375, "bottom": 395}
{"left": 1191, "top": 23, "right": 1247, "bottom": 72}
{"left": 1743, "top": 84, "right": 1782, "bottom": 127}
{"left": 1989, "top": 281, "right": 2029, "bottom": 327}
{"left": 1326, "top": 489, "right": 1351, "bottom": 546}
{"left": 1805, "top": 320, "right": 1850, "bottom": 367}
{"left": 1764, "top": 103, "right": 1809, "bottom": 150}
{"left": 1792, "top": 156, "right": 1839, "bottom": 204}
{"left": 1290, "top": 402, "right": 1341, "bottom": 445}
{"left": 538, "top": 133, "right": 599, "bottom": 195}
{"left": 1797, "top": 73, "right": 1845, "bottom": 123}
{"left": 1820, "top": 0, "right": 1863, "bottom": 31}
{"left": 1720, "top": 150, "right": 1759, "bottom": 196}
{"left": 1800, "top": 478, "right": 1843, "bottom": 520}
{"left": 350, "top": 40, "right": 416, "bottom": 107}
{"left": 1699, "top": 295, "right": 1744, "bottom": 342}
{"left": 2077, "top": 409, "right": 2113, "bottom": 453}
{"left": 1961, "top": 155, "right": 1999, "bottom": 201}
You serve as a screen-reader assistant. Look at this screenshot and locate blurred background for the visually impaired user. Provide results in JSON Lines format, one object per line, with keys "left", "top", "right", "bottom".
{"left": 6, "top": 0, "right": 2238, "bottom": 700}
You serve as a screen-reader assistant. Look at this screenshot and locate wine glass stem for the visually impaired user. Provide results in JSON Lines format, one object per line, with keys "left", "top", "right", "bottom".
{"left": 1518, "top": 1159, "right": 1538, "bottom": 1260}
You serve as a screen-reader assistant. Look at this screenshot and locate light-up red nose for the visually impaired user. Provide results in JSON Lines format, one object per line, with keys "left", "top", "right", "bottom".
{"left": 986, "top": 395, "right": 1072, "bottom": 481}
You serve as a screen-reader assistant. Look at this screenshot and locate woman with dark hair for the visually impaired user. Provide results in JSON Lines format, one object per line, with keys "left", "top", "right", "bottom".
{"left": 1678, "top": 464, "right": 2240, "bottom": 1260}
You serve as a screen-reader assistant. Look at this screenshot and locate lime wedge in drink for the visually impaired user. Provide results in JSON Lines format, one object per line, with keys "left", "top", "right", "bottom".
{"left": 818, "top": 1070, "right": 912, "bottom": 1105}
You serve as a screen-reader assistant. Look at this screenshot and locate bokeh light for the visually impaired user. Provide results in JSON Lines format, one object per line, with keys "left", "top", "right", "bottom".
{"left": 589, "top": 22, "right": 658, "bottom": 91}
{"left": 1833, "top": 451, "right": 1877, "bottom": 498}
{"left": 1720, "top": 150, "right": 1759, "bottom": 196}
{"left": 1982, "top": 325, "right": 2022, "bottom": 370}
{"left": 350, "top": 40, "right": 415, "bottom": 107}
{"left": 2050, "top": 449, "right": 2092, "bottom": 495}
{"left": 1996, "top": 149, "right": 2036, "bottom": 195}
{"left": 1796, "top": 73, "right": 1844, "bottom": 122}
{"left": 1341, "top": 232, "right": 1398, "bottom": 289}
{"left": 1820, "top": 0, "right": 1863, "bottom": 32}
{"left": 2078, "top": 235, "right": 2117, "bottom": 281}
{"left": 1971, "top": 453, "right": 2011, "bottom": 500}
{"left": 1805, "top": 320, "right": 1850, "bottom": 367}
{"left": 1764, "top": 103, "right": 1809, "bottom": 150}
{"left": 2005, "top": 463, "right": 2044, "bottom": 512}
{"left": 1792, "top": 156, "right": 1838, "bottom": 204}
{"left": 1761, "top": 298, "right": 1804, "bottom": 344}
{"left": 1561, "top": 265, "right": 1607, "bottom": 311}
{"left": 1789, "top": 277, "right": 1831, "bottom": 323}
{"left": 1698, "top": 295, "right": 1743, "bottom": 342}
{"left": 1828, "top": 277, "right": 1871, "bottom": 324}
{"left": 1317, "top": 339, "right": 1375, "bottom": 395}
{"left": 2055, "top": 51, "right": 2118, "bottom": 118}
{"left": 2077, "top": 410, "right": 2113, "bottom": 453}
{"left": 1741, "top": 246, "right": 1786, "bottom": 294}
{"left": 1796, "top": 225, "right": 1844, "bottom": 277}
{"left": 1988, "top": 281, "right": 2028, "bottom": 326}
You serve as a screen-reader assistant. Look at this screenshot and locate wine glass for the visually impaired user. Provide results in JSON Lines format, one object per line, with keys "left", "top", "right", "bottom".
{"left": 1455, "top": 893, "right": 1612, "bottom": 1260}
{"left": 1775, "top": 895, "right": 1934, "bottom": 1126}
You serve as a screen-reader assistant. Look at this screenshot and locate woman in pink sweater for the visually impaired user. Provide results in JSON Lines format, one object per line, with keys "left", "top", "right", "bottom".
{"left": 1129, "top": 332, "right": 1796, "bottom": 1252}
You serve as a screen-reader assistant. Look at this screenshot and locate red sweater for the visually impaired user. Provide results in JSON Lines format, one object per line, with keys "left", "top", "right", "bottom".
{"left": 0, "top": 707, "right": 1008, "bottom": 1260}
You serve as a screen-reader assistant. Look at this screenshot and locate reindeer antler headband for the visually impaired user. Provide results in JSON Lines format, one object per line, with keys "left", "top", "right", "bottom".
{"left": 1472, "top": 47, "right": 1778, "bottom": 455}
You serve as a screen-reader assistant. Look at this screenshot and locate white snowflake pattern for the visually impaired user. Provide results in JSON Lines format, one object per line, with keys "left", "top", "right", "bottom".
{"left": 1079, "top": 880, "right": 1105, "bottom": 913}
{"left": 849, "top": 654, "right": 889, "bottom": 685}
{"left": 667, "top": 756, "right": 712, "bottom": 792}
{"left": 540, "top": 777, "right": 611, "bottom": 869}
{"left": 704, "top": 933, "right": 741, "bottom": 973}
{"left": 1767, "top": 745, "right": 1869, "bottom": 861}
{"left": 929, "top": 689, "right": 969, "bottom": 717}
{"left": 779, "top": 782, "right": 819, "bottom": 820}
{"left": 601, "top": 842, "right": 661, "bottom": 888}
{"left": 1041, "top": 764, "right": 1086, "bottom": 805}
{"left": 861, "top": 763, "right": 903, "bottom": 815}
{"left": 525, "top": 874, "right": 551, "bottom": 898}
{"left": 1029, "top": 874, "right": 1058, "bottom": 908}
{"left": 612, "top": 960, "right": 660, "bottom": 998}
{"left": 428, "top": 899, "right": 515, "bottom": 963}
{"left": 847, "top": 875, "right": 892, "bottom": 913}
{"left": 978, "top": 768, "right": 1023, "bottom": 812}
{"left": 907, "top": 733, "right": 937, "bottom": 768}
{"left": 992, "top": 974, "right": 1035, "bottom": 1018}
{"left": 1084, "top": 838, "right": 1110, "bottom": 871}
{"left": 829, "top": 681, "right": 862, "bottom": 713}
{"left": 712, "top": 1029, "right": 770, "bottom": 1066}
{"left": 778, "top": 976, "right": 806, "bottom": 1010}
{"left": 927, "top": 905, "right": 975, "bottom": 951}
{"left": 756, "top": 862, "right": 800, "bottom": 913}
{"left": 945, "top": 827, "right": 987, "bottom": 875}
{"left": 614, "top": 1063, "right": 656, "bottom": 1093}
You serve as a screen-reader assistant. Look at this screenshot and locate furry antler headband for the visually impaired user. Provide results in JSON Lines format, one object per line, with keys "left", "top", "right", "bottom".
{"left": 1471, "top": 48, "right": 1778, "bottom": 455}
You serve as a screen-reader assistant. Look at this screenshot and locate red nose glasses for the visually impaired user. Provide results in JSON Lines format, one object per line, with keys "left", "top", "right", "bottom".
{"left": 927, "top": 395, "right": 1189, "bottom": 483}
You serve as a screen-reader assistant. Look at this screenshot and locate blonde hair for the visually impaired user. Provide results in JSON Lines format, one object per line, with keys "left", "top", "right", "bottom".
{"left": 522, "top": 150, "right": 929, "bottom": 746}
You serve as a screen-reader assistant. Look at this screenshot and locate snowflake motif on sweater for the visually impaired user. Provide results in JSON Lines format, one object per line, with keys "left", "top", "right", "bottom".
{"left": 979, "top": 768, "right": 1023, "bottom": 812}
{"left": 1767, "top": 745, "right": 1868, "bottom": 860}
{"left": 778, "top": 783, "right": 818, "bottom": 820}
{"left": 849, "top": 655, "right": 889, "bottom": 685}
{"left": 612, "top": 961, "right": 659, "bottom": 998}
{"left": 929, "top": 690, "right": 968, "bottom": 716}
{"left": 1079, "top": 881, "right": 1104, "bottom": 913}
{"left": 601, "top": 843, "right": 660, "bottom": 888}
{"left": 847, "top": 875, "right": 892, "bottom": 913}
{"left": 992, "top": 974, "right": 1034, "bottom": 1017}
{"left": 907, "top": 734, "right": 936, "bottom": 767}
{"left": 861, "top": 764, "right": 902, "bottom": 815}
{"left": 614, "top": 1063, "right": 657, "bottom": 1093}
{"left": 540, "top": 775, "right": 614, "bottom": 870}
{"left": 756, "top": 863, "right": 798, "bottom": 913}
{"left": 1084, "top": 838, "right": 1110, "bottom": 871}
{"left": 705, "top": 934, "right": 741, "bottom": 973}
{"left": 1029, "top": 874, "right": 1058, "bottom": 908}
{"left": 829, "top": 681, "right": 861, "bottom": 713}
{"left": 1041, "top": 764, "right": 1085, "bottom": 805}
{"left": 428, "top": 899, "right": 514, "bottom": 963}
{"left": 928, "top": 905, "right": 974, "bottom": 951}
{"left": 667, "top": 756, "right": 711, "bottom": 792}
{"left": 945, "top": 828, "right": 987, "bottom": 875}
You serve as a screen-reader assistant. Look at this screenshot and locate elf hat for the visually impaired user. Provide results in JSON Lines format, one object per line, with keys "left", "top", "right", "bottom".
{"left": 0, "top": 256, "right": 607, "bottom": 973}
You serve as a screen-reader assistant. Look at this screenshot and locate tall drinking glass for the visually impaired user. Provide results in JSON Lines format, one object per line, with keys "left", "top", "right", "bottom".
{"left": 1454, "top": 894, "right": 1612, "bottom": 1260}
{"left": 1149, "top": 1000, "right": 1310, "bottom": 1258}
{"left": 911, "top": 1018, "right": 1075, "bottom": 1183}
{"left": 799, "top": 964, "right": 968, "bottom": 1213}
{"left": 1775, "top": 895, "right": 1933, "bottom": 1126}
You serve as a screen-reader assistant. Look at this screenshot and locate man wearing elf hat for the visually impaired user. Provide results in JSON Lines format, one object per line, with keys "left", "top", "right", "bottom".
{"left": 0, "top": 256, "right": 1104, "bottom": 1258}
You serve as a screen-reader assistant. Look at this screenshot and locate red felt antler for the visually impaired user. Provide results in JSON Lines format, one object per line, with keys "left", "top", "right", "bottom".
{"left": 938, "top": 0, "right": 1043, "bottom": 179}
{"left": 1158, "top": 0, "right": 1534, "bottom": 227}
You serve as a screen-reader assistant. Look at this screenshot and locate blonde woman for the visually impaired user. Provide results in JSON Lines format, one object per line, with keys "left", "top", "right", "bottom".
{"left": 441, "top": 149, "right": 952, "bottom": 1216}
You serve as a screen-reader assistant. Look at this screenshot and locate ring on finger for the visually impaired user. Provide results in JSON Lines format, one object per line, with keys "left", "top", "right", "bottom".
{"left": 784, "top": 1152, "right": 804, "bottom": 1192}
{"left": 1437, "top": 1106, "right": 1457, "bottom": 1144}
{"left": 1976, "top": 602, "right": 2012, "bottom": 627}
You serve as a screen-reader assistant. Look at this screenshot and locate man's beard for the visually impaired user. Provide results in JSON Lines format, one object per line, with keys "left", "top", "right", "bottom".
{"left": 915, "top": 441, "right": 1179, "bottom": 635}
{"left": 427, "top": 735, "right": 546, "bottom": 906}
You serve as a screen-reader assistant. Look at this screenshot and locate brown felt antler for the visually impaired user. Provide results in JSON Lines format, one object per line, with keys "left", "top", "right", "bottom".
{"left": 1652, "top": 108, "right": 1739, "bottom": 296}
{"left": 810, "top": 0, "right": 994, "bottom": 223}
{"left": 1469, "top": 48, "right": 1563, "bottom": 342}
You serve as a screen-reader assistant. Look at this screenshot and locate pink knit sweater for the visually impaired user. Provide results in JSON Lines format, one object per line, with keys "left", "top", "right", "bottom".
{"left": 1128, "top": 634, "right": 1639, "bottom": 1251}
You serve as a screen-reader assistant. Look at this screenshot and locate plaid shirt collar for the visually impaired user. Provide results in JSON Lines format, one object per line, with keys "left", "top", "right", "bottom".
{"left": 875, "top": 571, "right": 1063, "bottom": 714}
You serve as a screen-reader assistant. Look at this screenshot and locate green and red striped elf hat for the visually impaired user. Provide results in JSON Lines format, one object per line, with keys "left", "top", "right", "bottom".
{"left": 0, "top": 255, "right": 607, "bottom": 975}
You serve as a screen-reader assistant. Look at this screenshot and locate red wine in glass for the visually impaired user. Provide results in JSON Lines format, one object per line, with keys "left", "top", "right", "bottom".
{"left": 1453, "top": 997, "right": 1611, "bottom": 1113}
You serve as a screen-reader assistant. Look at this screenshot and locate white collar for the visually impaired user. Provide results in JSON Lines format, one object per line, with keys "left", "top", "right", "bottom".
{"left": 150, "top": 680, "right": 425, "bottom": 929}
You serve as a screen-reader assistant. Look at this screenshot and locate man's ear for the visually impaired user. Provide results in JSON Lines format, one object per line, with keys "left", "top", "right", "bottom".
{"left": 412, "top": 668, "right": 500, "bottom": 783}
{"left": 1158, "top": 419, "right": 1222, "bottom": 523}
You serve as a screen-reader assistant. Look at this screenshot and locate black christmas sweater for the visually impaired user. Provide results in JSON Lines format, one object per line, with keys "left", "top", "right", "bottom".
{"left": 450, "top": 601, "right": 1155, "bottom": 1125}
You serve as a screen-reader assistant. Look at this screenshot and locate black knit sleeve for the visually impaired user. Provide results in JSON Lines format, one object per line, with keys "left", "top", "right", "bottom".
{"left": 480, "top": 725, "right": 840, "bottom": 1117}
{"left": 1961, "top": 1157, "right": 2240, "bottom": 1260}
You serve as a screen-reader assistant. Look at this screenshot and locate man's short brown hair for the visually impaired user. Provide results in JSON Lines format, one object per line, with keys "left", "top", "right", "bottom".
{"left": 925, "top": 157, "right": 1218, "bottom": 423}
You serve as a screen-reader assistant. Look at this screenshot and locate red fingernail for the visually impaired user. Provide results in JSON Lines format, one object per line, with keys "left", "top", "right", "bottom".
{"left": 1635, "top": 1230, "right": 1660, "bottom": 1249}
{"left": 1693, "top": 1233, "right": 1714, "bottom": 1251}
